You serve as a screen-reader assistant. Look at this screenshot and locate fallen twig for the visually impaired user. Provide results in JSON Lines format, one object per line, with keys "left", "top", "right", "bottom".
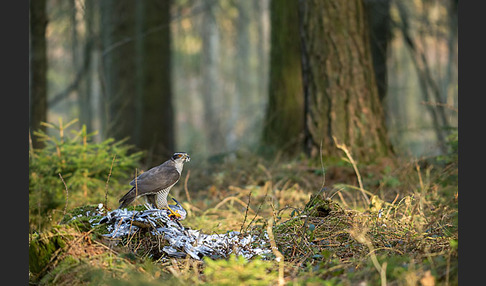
{"left": 267, "top": 217, "right": 285, "bottom": 286}
{"left": 104, "top": 154, "right": 116, "bottom": 208}
{"left": 240, "top": 191, "right": 252, "bottom": 233}
{"left": 59, "top": 173, "right": 69, "bottom": 218}
{"left": 184, "top": 170, "right": 192, "bottom": 203}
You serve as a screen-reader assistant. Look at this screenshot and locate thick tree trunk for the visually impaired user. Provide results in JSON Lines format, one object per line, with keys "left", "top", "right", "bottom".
{"left": 101, "top": 0, "right": 174, "bottom": 163}
{"left": 29, "top": 0, "right": 48, "bottom": 149}
{"left": 299, "top": 0, "right": 393, "bottom": 161}
{"left": 136, "top": 0, "right": 174, "bottom": 162}
{"left": 262, "top": 0, "right": 304, "bottom": 156}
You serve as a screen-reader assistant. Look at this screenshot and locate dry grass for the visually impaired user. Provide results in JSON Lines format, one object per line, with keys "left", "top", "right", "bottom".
{"left": 30, "top": 150, "right": 458, "bottom": 285}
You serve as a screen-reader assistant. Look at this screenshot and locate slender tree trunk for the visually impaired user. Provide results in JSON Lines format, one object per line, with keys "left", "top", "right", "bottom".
{"left": 262, "top": 0, "right": 304, "bottom": 156}
{"left": 299, "top": 0, "right": 393, "bottom": 161}
{"left": 248, "top": 0, "right": 270, "bottom": 148}
{"left": 29, "top": 0, "right": 48, "bottom": 149}
{"left": 395, "top": 2, "right": 448, "bottom": 153}
{"left": 201, "top": 1, "right": 225, "bottom": 154}
{"left": 364, "top": 0, "right": 391, "bottom": 102}
{"left": 228, "top": 0, "right": 251, "bottom": 150}
{"left": 100, "top": 0, "right": 137, "bottom": 143}
{"left": 256, "top": 0, "right": 270, "bottom": 100}
{"left": 444, "top": 0, "right": 458, "bottom": 112}
{"left": 79, "top": 0, "right": 94, "bottom": 133}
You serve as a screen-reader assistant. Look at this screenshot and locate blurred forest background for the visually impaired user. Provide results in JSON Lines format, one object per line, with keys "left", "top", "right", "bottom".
{"left": 29, "top": 0, "right": 458, "bottom": 164}
{"left": 29, "top": 0, "right": 458, "bottom": 284}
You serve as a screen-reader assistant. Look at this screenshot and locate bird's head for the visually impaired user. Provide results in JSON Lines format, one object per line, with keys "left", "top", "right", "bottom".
{"left": 172, "top": 152, "right": 190, "bottom": 163}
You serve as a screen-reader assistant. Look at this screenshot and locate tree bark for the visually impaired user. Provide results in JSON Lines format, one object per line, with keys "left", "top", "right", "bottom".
{"left": 100, "top": 0, "right": 137, "bottom": 143}
{"left": 364, "top": 0, "right": 391, "bottom": 102}
{"left": 29, "top": 0, "right": 48, "bottom": 149}
{"left": 101, "top": 0, "right": 174, "bottom": 163}
{"left": 78, "top": 0, "right": 94, "bottom": 133}
{"left": 262, "top": 0, "right": 304, "bottom": 156}
{"left": 299, "top": 0, "right": 393, "bottom": 161}
{"left": 255, "top": 0, "right": 270, "bottom": 114}
{"left": 201, "top": 1, "right": 225, "bottom": 154}
{"left": 395, "top": 1, "right": 449, "bottom": 153}
{"left": 136, "top": 0, "right": 174, "bottom": 163}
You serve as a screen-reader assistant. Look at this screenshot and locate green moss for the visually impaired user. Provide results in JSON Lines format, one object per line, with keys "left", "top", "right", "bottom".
{"left": 38, "top": 255, "right": 81, "bottom": 285}
{"left": 304, "top": 194, "right": 343, "bottom": 218}
{"left": 29, "top": 228, "right": 69, "bottom": 279}
{"left": 60, "top": 204, "right": 100, "bottom": 223}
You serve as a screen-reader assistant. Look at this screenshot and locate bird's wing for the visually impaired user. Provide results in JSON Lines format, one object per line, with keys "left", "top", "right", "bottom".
{"left": 129, "top": 162, "right": 180, "bottom": 194}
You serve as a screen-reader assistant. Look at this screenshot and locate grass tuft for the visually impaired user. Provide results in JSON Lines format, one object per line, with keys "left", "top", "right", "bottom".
{"left": 30, "top": 145, "right": 457, "bottom": 285}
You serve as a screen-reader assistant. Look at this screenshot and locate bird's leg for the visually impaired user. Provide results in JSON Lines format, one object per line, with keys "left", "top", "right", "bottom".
{"left": 143, "top": 197, "right": 157, "bottom": 211}
{"left": 166, "top": 205, "right": 182, "bottom": 219}
{"left": 143, "top": 202, "right": 154, "bottom": 210}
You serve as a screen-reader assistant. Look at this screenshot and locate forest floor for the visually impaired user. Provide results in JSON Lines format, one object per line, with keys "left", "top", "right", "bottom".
{"left": 29, "top": 150, "right": 458, "bottom": 285}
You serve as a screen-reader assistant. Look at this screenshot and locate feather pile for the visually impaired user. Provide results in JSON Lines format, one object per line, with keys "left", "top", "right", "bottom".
{"left": 93, "top": 206, "right": 271, "bottom": 260}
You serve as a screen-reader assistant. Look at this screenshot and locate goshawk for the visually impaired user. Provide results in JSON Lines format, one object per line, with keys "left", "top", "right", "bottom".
{"left": 118, "top": 152, "right": 190, "bottom": 218}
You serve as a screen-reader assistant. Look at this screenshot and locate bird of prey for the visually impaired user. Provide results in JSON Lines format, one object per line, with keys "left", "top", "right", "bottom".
{"left": 118, "top": 152, "right": 190, "bottom": 218}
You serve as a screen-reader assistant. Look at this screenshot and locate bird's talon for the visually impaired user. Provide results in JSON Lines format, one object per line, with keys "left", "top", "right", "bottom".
{"left": 167, "top": 206, "right": 182, "bottom": 219}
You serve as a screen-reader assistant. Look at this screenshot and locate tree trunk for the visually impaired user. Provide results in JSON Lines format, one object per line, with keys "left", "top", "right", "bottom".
{"left": 262, "top": 0, "right": 304, "bottom": 156}
{"left": 101, "top": 0, "right": 174, "bottom": 163}
{"left": 364, "top": 0, "right": 391, "bottom": 102}
{"left": 78, "top": 0, "right": 94, "bottom": 133}
{"left": 299, "top": 0, "right": 393, "bottom": 161}
{"left": 201, "top": 1, "right": 225, "bottom": 154}
{"left": 29, "top": 0, "right": 48, "bottom": 149}
{"left": 100, "top": 0, "right": 137, "bottom": 143}
{"left": 136, "top": 0, "right": 175, "bottom": 163}
{"left": 227, "top": 0, "right": 251, "bottom": 150}
{"left": 395, "top": 1, "right": 449, "bottom": 154}
{"left": 255, "top": 0, "right": 270, "bottom": 103}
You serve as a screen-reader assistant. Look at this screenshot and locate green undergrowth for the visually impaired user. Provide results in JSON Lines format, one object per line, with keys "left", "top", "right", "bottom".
{"left": 203, "top": 254, "right": 277, "bottom": 285}
{"left": 29, "top": 119, "right": 143, "bottom": 232}
{"left": 29, "top": 132, "right": 458, "bottom": 285}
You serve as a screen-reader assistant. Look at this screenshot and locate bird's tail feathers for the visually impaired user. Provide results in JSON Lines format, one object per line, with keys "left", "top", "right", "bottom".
{"left": 118, "top": 187, "right": 136, "bottom": 209}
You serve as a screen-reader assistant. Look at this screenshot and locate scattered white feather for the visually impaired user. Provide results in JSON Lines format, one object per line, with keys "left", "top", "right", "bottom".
{"left": 96, "top": 208, "right": 272, "bottom": 260}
